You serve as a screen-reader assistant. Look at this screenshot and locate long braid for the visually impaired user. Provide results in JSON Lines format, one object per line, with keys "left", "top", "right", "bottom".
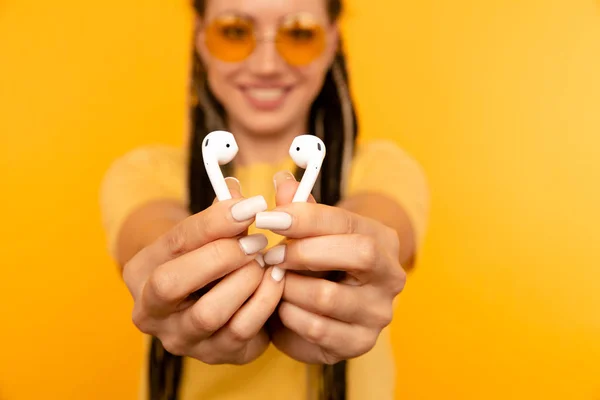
{"left": 309, "top": 49, "right": 358, "bottom": 400}
{"left": 148, "top": 1, "right": 358, "bottom": 399}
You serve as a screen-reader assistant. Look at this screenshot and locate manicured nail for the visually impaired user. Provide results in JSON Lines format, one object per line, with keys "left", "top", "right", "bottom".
{"left": 225, "top": 176, "right": 240, "bottom": 189}
{"left": 231, "top": 196, "right": 268, "bottom": 222}
{"left": 255, "top": 253, "right": 265, "bottom": 268}
{"left": 255, "top": 212, "right": 292, "bottom": 230}
{"left": 273, "top": 170, "right": 295, "bottom": 190}
{"left": 264, "top": 245, "right": 286, "bottom": 265}
{"left": 238, "top": 234, "right": 268, "bottom": 255}
{"left": 271, "top": 267, "right": 285, "bottom": 282}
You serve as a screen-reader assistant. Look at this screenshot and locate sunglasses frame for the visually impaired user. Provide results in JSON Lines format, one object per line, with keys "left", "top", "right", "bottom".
{"left": 200, "top": 11, "right": 334, "bottom": 67}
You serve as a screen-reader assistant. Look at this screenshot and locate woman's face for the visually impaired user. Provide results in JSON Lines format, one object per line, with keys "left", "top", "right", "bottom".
{"left": 196, "top": 0, "right": 338, "bottom": 136}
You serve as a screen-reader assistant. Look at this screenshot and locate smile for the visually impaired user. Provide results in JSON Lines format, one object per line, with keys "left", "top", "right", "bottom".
{"left": 239, "top": 85, "right": 293, "bottom": 111}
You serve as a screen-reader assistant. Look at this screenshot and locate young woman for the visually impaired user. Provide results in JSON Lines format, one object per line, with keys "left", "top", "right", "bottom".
{"left": 100, "top": 0, "right": 430, "bottom": 399}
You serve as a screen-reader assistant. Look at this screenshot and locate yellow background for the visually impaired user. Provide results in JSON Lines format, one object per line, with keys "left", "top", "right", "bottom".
{"left": 1, "top": 0, "right": 599, "bottom": 399}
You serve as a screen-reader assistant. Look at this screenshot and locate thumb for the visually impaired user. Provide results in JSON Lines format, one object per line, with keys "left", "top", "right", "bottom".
{"left": 273, "top": 170, "right": 317, "bottom": 206}
{"left": 212, "top": 177, "right": 243, "bottom": 204}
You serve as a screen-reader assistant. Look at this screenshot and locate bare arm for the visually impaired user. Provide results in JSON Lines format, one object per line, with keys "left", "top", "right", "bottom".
{"left": 338, "top": 192, "right": 417, "bottom": 270}
{"left": 114, "top": 200, "right": 190, "bottom": 270}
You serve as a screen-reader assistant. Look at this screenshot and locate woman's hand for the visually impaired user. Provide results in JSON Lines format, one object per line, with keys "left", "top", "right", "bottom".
{"left": 122, "top": 180, "right": 285, "bottom": 365}
{"left": 259, "top": 173, "right": 406, "bottom": 364}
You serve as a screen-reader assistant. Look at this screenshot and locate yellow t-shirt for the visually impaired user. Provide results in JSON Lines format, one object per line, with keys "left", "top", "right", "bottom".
{"left": 99, "top": 139, "right": 429, "bottom": 400}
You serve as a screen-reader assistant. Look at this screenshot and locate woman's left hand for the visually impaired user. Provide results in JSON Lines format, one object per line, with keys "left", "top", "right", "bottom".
{"left": 259, "top": 177, "right": 407, "bottom": 364}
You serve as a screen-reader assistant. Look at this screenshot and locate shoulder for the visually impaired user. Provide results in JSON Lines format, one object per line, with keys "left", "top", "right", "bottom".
{"left": 354, "top": 138, "right": 421, "bottom": 162}
{"left": 99, "top": 144, "right": 188, "bottom": 257}
{"left": 349, "top": 138, "right": 428, "bottom": 185}
{"left": 100, "top": 144, "right": 187, "bottom": 194}
{"left": 102, "top": 144, "right": 187, "bottom": 176}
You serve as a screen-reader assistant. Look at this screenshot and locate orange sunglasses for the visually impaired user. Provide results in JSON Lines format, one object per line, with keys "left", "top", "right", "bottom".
{"left": 203, "top": 12, "right": 328, "bottom": 67}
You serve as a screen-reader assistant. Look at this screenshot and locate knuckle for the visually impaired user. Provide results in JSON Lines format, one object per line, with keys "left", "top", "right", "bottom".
{"left": 190, "top": 305, "right": 222, "bottom": 333}
{"left": 391, "top": 267, "right": 407, "bottom": 295}
{"left": 294, "top": 240, "right": 310, "bottom": 266}
{"left": 356, "top": 235, "right": 378, "bottom": 269}
{"left": 147, "top": 269, "right": 179, "bottom": 304}
{"left": 290, "top": 204, "right": 309, "bottom": 234}
{"left": 161, "top": 335, "right": 187, "bottom": 356}
{"left": 131, "top": 307, "right": 153, "bottom": 334}
{"left": 254, "top": 290, "right": 275, "bottom": 312}
{"left": 200, "top": 208, "right": 218, "bottom": 236}
{"left": 307, "top": 204, "right": 331, "bottom": 234}
{"left": 208, "top": 240, "right": 229, "bottom": 268}
{"left": 122, "top": 259, "right": 138, "bottom": 290}
{"left": 164, "top": 223, "right": 187, "bottom": 257}
{"left": 373, "top": 306, "right": 394, "bottom": 328}
{"left": 315, "top": 281, "right": 337, "bottom": 314}
{"left": 231, "top": 350, "right": 251, "bottom": 365}
{"left": 343, "top": 209, "right": 356, "bottom": 234}
{"left": 306, "top": 318, "right": 327, "bottom": 344}
{"left": 321, "top": 352, "right": 342, "bottom": 365}
{"left": 355, "top": 331, "right": 378, "bottom": 355}
{"left": 228, "top": 322, "right": 253, "bottom": 343}
{"left": 195, "top": 348, "right": 222, "bottom": 365}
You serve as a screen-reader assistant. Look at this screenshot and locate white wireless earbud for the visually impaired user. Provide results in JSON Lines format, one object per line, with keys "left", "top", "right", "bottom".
{"left": 289, "top": 135, "right": 326, "bottom": 203}
{"left": 202, "top": 130, "right": 239, "bottom": 201}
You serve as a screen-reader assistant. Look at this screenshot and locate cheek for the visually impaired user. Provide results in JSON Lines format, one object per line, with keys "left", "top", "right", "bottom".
{"left": 205, "top": 62, "right": 241, "bottom": 102}
{"left": 294, "top": 64, "right": 330, "bottom": 103}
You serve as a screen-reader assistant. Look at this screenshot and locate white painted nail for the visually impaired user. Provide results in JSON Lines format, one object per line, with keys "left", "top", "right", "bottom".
{"left": 264, "top": 245, "right": 286, "bottom": 265}
{"left": 271, "top": 267, "right": 285, "bottom": 282}
{"left": 255, "top": 212, "right": 292, "bottom": 230}
{"left": 231, "top": 196, "right": 268, "bottom": 222}
{"left": 238, "top": 234, "right": 268, "bottom": 255}
{"left": 255, "top": 253, "right": 265, "bottom": 268}
{"left": 273, "top": 170, "right": 295, "bottom": 190}
{"left": 224, "top": 176, "right": 240, "bottom": 186}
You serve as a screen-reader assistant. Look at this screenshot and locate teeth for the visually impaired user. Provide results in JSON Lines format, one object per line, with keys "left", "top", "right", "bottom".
{"left": 246, "top": 88, "right": 285, "bottom": 101}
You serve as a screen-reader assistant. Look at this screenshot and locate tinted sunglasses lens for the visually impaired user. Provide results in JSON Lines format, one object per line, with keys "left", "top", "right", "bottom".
{"left": 276, "top": 14, "right": 326, "bottom": 66}
{"left": 205, "top": 15, "right": 255, "bottom": 62}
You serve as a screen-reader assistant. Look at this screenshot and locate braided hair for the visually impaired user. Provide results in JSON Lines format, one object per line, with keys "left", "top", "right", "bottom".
{"left": 149, "top": 1, "right": 359, "bottom": 398}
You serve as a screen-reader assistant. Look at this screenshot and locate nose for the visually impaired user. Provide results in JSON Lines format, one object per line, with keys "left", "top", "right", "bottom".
{"left": 247, "top": 40, "right": 284, "bottom": 77}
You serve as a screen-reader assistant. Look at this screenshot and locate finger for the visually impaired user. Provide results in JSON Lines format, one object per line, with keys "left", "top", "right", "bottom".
{"left": 270, "top": 322, "right": 321, "bottom": 363}
{"left": 212, "top": 177, "right": 243, "bottom": 205}
{"left": 255, "top": 202, "right": 379, "bottom": 240}
{"left": 206, "top": 266, "right": 285, "bottom": 350}
{"left": 263, "top": 234, "right": 393, "bottom": 285}
{"left": 178, "top": 258, "right": 264, "bottom": 342}
{"left": 282, "top": 273, "right": 374, "bottom": 325}
{"left": 141, "top": 234, "right": 268, "bottom": 316}
{"left": 144, "top": 186, "right": 267, "bottom": 267}
{"left": 273, "top": 170, "right": 317, "bottom": 206}
{"left": 278, "top": 302, "right": 377, "bottom": 363}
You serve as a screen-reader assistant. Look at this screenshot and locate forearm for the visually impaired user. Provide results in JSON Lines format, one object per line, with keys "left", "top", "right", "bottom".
{"left": 338, "top": 192, "right": 416, "bottom": 270}
{"left": 115, "top": 199, "right": 190, "bottom": 269}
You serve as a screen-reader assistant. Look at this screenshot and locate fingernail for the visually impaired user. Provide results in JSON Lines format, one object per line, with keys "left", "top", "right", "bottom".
{"left": 238, "top": 234, "right": 268, "bottom": 255}
{"left": 255, "top": 212, "right": 292, "bottom": 230}
{"left": 264, "top": 245, "right": 286, "bottom": 265}
{"left": 231, "top": 196, "right": 268, "bottom": 222}
{"left": 255, "top": 253, "right": 265, "bottom": 268}
{"left": 225, "top": 176, "right": 240, "bottom": 191}
{"left": 273, "top": 170, "right": 295, "bottom": 190}
{"left": 271, "top": 267, "right": 285, "bottom": 282}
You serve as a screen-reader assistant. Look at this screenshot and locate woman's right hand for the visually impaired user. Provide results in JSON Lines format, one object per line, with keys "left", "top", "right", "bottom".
{"left": 122, "top": 180, "right": 285, "bottom": 365}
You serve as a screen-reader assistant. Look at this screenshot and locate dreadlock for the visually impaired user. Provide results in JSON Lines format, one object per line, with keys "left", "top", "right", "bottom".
{"left": 149, "top": 1, "right": 358, "bottom": 399}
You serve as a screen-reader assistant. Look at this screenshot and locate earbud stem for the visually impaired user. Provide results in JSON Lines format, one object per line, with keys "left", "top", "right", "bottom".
{"left": 292, "top": 161, "right": 322, "bottom": 203}
{"left": 206, "top": 163, "right": 232, "bottom": 201}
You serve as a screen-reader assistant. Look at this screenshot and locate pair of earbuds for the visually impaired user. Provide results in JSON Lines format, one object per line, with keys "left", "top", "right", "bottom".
{"left": 202, "top": 130, "right": 326, "bottom": 203}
